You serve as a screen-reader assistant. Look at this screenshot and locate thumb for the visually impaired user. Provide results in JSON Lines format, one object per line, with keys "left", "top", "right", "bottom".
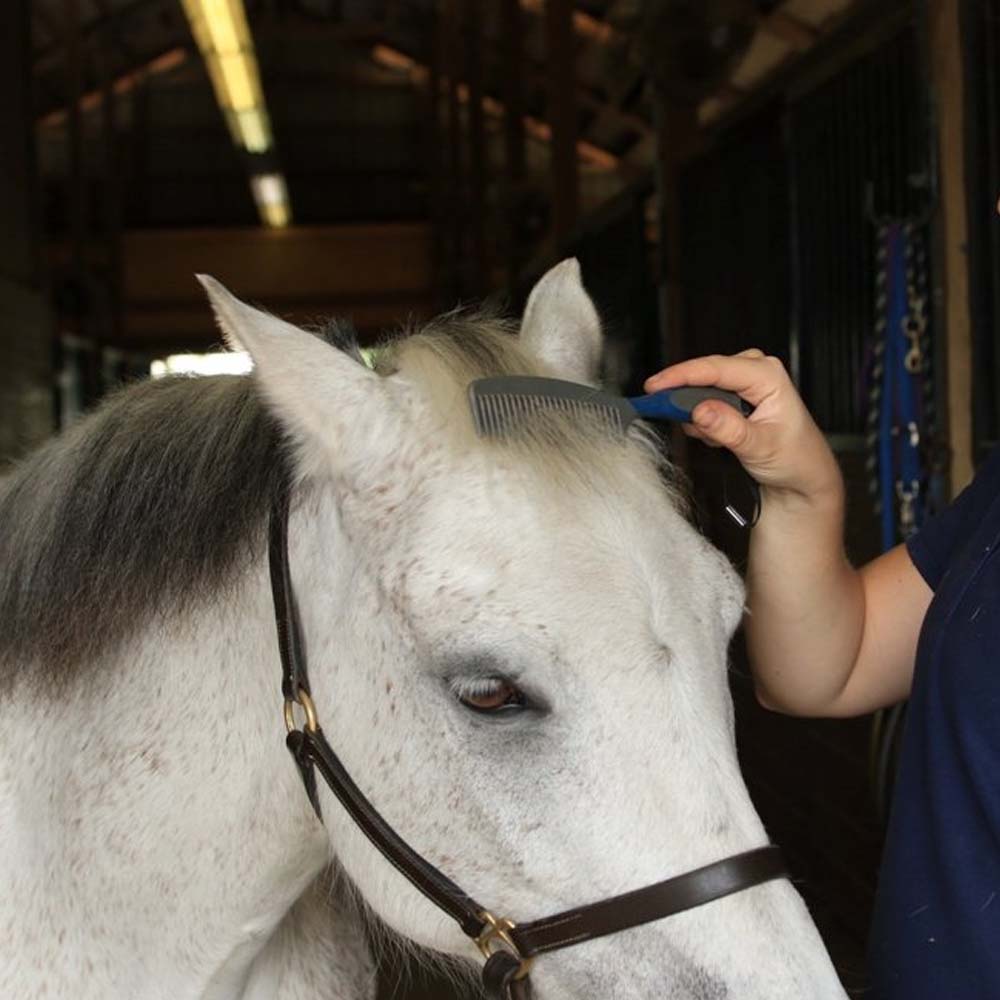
{"left": 691, "top": 401, "right": 753, "bottom": 456}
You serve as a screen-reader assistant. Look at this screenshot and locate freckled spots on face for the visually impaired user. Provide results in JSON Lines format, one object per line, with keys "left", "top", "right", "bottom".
{"left": 680, "top": 966, "right": 729, "bottom": 1000}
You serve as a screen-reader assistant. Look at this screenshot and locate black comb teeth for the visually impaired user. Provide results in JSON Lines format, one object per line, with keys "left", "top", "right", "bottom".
{"left": 468, "top": 376, "right": 637, "bottom": 439}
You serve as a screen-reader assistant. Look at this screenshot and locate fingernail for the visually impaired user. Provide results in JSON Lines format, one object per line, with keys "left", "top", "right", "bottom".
{"left": 694, "top": 406, "right": 718, "bottom": 427}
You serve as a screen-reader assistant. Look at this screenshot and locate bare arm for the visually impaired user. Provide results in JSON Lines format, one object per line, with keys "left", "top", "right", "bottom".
{"left": 746, "top": 495, "right": 931, "bottom": 717}
{"left": 646, "top": 351, "right": 932, "bottom": 718}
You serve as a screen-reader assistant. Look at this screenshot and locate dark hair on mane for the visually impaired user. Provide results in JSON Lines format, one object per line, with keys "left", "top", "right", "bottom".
{"left": 0, "top": 375, "right": 286, "bottom": 689}
{"left": 0, "top": 310, "right": 674, "bottom": 691}
{"left": 0, "top": 319, "right": 367, "bottom": 690}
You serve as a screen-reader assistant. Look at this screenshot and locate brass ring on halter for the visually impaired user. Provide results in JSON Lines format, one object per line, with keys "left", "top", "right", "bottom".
{"left": 283, "top": 690, "right": 320, "bottom": 734}
{"left": 476, "top": 911, "right": 535, "bottom": 980}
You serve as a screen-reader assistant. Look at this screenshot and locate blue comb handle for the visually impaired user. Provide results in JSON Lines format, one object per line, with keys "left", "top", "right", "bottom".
{"left": 627, "top": 387, "right": 748, "bottom": 423}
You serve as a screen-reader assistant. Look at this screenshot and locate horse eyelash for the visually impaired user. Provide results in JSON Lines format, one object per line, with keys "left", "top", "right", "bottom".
{"left": 447, "top": 675, "right": 508, "bottom": 700}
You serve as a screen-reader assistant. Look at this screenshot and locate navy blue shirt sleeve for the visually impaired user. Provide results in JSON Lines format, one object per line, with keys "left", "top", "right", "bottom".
{"left": 906, "top": 447, "right": 1000, "bottom": 591}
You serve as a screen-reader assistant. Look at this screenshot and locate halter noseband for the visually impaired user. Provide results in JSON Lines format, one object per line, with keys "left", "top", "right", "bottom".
{"left": 268, "top": 489, "right": 787, "bottom": 998}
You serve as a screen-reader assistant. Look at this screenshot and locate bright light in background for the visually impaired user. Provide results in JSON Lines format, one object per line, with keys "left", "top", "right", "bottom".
{"left": 250, "top": 173, "right": 291, "bottom": 229}
{"left": 151, "top": 352, "right": 253, "bottom": 378}
{"left": 179, "top": 0, "right": 293, "bottom": 228}
{"left": 179, "top": 0, "right": 272, "bottom": 152}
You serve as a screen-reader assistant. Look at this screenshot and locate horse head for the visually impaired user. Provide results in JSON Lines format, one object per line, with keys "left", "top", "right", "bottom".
{"left": 197, "top": 260, "right": 847, "bottom": 999}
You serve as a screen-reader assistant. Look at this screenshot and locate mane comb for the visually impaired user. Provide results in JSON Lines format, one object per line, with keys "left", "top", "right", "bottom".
{"left": 467, "top": 375, "right": 748, "bottom": 439}
{"left": 467, "top": 375, "right": 759, "bottom": 528}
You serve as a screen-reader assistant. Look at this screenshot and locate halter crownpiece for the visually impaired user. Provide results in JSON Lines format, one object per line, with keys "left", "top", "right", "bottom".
{"left": 268, "top": 487, "right": 787, "bottom": 998}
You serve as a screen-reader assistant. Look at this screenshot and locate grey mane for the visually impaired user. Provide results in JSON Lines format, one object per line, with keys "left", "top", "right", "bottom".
{"left": 0, "top": 309, "right": 676, "bottom": 692}
{"left": 0, "top": 320, "right": 362, "bottom": 691}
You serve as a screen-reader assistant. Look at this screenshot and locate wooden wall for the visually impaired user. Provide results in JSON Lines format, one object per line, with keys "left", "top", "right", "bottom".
{"left": 0, "top": 0, "right": 55, "bottom": 467}
{"left": 47, "top": 223, "right": 436, "bottom": 353}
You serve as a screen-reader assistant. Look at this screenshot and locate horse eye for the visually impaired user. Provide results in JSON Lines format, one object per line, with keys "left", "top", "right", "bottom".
{"left": 456, "top": 678, "right": 526, "bottom": 715}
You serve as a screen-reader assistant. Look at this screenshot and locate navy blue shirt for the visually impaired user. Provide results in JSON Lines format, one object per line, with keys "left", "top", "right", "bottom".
{"left": 870, "top": 446, "right": 1000, "bottom": 999}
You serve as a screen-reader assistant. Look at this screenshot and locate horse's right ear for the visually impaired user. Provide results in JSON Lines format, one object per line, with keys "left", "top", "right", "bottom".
{"left": 197, "top": 275, "right": 402, "bottom": 476}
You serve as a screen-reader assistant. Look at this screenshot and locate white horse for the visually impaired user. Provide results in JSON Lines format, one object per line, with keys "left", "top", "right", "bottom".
{"left": 0, "top": 260, "right": 847, "bottom": 999}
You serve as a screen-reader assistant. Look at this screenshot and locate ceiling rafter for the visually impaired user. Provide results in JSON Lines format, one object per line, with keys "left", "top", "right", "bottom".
{"left": 417, "top": 4, "right": 651, "bottom": 146}
{"left": 36, "top": 46, "right": 189, "bottom": 126}
{"left": 700, "top": 2, "right": 844, "bottom": 123}
{"left": 370, "top": 43, "right": 629, "bottom": 174}
{"left": 518, "top": 0, "right": 624, "bottom": 47}
{"left": 759, "top": 9, "right": 819, "bottom": 51}
{"left": 33, "top": 0, "right": 173, "bottom": 73}
{"left": 92, "top": 0, "right": 140, "bottom": 63}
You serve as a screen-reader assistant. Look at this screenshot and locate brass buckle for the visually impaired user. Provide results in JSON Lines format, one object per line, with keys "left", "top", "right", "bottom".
{"left": 476, "top": 910, "right": 534, "bottom": 980}
{"left": 283, "top": 689, "right": 319, "bottom": 734}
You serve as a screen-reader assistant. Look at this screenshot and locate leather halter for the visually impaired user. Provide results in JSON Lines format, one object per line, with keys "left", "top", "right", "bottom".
{"left": 268, "top": 489, "right": 788, "bottom": 997}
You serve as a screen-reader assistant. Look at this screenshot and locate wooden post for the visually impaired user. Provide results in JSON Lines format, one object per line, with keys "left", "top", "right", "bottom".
{"left": 99, "top": 48, "right": 123, "bottom": 345}
{"left": 464, "top": 0, "right": 487, "bottom": 296}
{"left": 544, "top": 0, "right": 578, "bottom": 248}
{"left": 128, "top": 70, "right": 150, "bottom": 228}
{"left": 0, "top": 0, "right": 55, "bottom": 462}
{"left": 929, "top": 0, "right": 974, "bottom": 492}
{"left": 500, "top": 0, "right": 526, "bottom": 283}
{"left": 649, "top": 87, "right": 699, "bottom": 469}
{"left": 64, "top": 0, "right": 87, "bottom": 275}
{"left": 651, "top": 95, "right": 698, "bottom": 365}
{"left": 441, "top": 0, "right": 464, "bottom": 301}
{"left": 426, "top": 10, "right": 448, "bottom": 309}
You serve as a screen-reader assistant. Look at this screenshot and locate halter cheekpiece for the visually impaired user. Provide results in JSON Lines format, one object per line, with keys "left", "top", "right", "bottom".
{"left": 268, "top": 487, "right": 788, "bottom": 999}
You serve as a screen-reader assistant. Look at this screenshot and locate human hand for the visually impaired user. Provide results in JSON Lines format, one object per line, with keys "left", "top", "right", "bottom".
{"left": 644, "top": 349, "right": 842, "bottom": 509}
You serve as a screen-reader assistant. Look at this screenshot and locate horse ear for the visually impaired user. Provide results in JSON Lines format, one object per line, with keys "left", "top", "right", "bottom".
{"left": 519, "top": 258, "right": 603, "bottom": 384}
{"left": 197, "top": 275, "right": 399, "bottom": 475}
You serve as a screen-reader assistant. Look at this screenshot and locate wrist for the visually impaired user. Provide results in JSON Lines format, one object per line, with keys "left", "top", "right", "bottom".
{"left": 759, "top": 467, "right": 844, "bottom": 519}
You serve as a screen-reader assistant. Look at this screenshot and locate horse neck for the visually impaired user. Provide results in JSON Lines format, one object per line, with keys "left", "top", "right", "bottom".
{"left": 0, "top": 558, "right": 339, "bottom": 998}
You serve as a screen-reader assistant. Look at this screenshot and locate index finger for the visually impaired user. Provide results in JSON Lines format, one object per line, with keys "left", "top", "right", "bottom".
{"left": 643, "top": 354, "right": 784, "bottom": 409}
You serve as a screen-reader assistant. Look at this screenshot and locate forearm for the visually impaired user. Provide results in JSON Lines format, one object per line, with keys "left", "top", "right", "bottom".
{"left": 745, "top": 480, "right": 867, "bottom": 716}
{"left": 645, "top": 350, "right": 925, "bottom": 716}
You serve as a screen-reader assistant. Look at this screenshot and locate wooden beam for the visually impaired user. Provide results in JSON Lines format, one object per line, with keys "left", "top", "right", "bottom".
{"left": 33, "top": 0, "right": 168, "bottom": 73}
{"left": 519, "top": 0, "right": 623, "bottom": 47}
{"left": 442, "top": 0, "right": 464, "bottom": 299}
{"left": 759, "top": 10, "right": 818, "bottom": 52}
{"left": 47, "top": 224, "right": 436, "bottom": 348}
{"left": 37, "top": 47, "right": 188, "bottom": 126}
{"left": 0, "top": 0, "right": 56, "bottom": 462}
{"left": 700, "top": 8, "right": 828, "bottom": 122}
{"left": 92, "top": 0, "right": 139, "bottom": 64}
{"left": 652, "top": 98, "right": 698, "bottom": 364}
{"left": 486, "top": 8, "right": 651, "bottom": 141}
{"left": 31, "top": 1, "right": 65, "bottom": 53}
{"left": 98, "top": 43, "right": 124, "bottom": 343}
{"left": 370, "top": 43, "right": 622, "bottom": 172}
{"left": 930, "top": 0, "right": 974, "bottom": 492}
{"left": 425, "top": 10, "right": 447, "bottom": 308}
{"left": 64, "top": 0, "right": 87, "bottom": 273}
{"left": 545, "top": 0, "right": 579, "bottom": 246}
{"left": 464, "top": 0, "right": 488, "bottom": 295}
{"left": 501, "top": 0, "right": 526, "bottom": 281}
{"left": 373, "top": 21, "right": 651, "bottom": 144}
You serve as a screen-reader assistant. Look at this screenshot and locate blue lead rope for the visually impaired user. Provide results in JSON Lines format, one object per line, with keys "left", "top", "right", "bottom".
{"left": 879, "top": 224, "right": 925, "bottom": 550}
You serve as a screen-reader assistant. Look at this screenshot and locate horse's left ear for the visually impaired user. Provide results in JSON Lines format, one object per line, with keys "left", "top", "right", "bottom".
{"left": 197, "top": 275, "right": 402, "bottom": 476}
{"left": 519, "top": 258, "right": 603, "bottom": 384}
